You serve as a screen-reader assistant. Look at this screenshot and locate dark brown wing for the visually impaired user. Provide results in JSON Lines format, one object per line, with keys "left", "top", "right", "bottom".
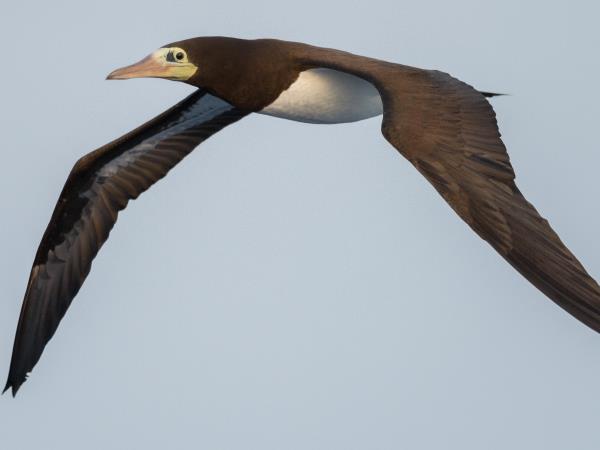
{"left": 293, "top": 42, "right": 600, "bottom": 334}
{"left": 378, "top": 68, "right": 600, "bottom": 332}
{"left": 5, "top": 89, "right": 249, "bottom": 395}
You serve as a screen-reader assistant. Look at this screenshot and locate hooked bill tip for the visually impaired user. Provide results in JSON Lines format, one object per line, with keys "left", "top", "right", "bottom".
{"left": 106, "top": 69, "right": 127, "bottom": 80}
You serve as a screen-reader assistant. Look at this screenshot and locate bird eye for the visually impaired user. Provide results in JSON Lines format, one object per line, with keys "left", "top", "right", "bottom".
{"left": 164, "top": 48, "right": 187, "bottom": 63}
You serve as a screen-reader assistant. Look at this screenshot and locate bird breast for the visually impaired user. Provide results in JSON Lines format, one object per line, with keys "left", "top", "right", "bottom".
{"left": 259, "top": 68, "right": 383, "bottom": 124}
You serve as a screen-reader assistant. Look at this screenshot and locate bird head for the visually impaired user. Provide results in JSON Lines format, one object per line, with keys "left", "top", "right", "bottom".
{"left": 106, "top": 45, "right": 198, "bottom": 82}
{"left": 106, "top": 37, "right": 303, "bottom": 111}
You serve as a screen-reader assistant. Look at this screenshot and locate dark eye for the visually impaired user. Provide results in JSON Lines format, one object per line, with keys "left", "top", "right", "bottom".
{"left": 175, "top": 51, "right": 185, "bottom": 61}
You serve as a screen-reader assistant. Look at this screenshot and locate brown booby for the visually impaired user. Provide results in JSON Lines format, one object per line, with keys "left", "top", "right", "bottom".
{"left": 5, "top": 37, "right": 600, "bottom": 395}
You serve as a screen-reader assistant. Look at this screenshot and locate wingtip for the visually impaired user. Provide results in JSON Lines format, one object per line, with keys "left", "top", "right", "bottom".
{"left": 2, "top": 381, "right": 13, "bottom": 397}
{"left": 3, "top": 378, "right": 22, "bottom": 397}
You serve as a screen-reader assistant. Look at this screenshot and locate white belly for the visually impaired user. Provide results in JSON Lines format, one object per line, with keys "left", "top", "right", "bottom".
{"left": 259, "top": 68, "right": 383, "bottom": 124}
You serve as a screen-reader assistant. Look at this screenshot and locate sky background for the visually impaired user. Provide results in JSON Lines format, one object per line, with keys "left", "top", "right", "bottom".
{"left": 1, "top": 1, "right": 600, "bottom": 449}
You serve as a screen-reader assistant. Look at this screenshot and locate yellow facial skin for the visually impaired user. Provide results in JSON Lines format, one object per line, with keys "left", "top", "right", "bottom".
{"left": 106, "top": 47, "right": 198, "bottom": 81}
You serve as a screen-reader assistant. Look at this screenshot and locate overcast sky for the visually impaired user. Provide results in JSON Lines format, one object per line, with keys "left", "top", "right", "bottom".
{"left": 1, "top": 1, "right": 600, "bottom": 449}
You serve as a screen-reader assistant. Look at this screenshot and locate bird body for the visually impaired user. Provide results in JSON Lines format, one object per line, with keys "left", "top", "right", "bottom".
{"left": 5, "top": 36, "right": 600, "bottom": 396}
{"left": 259, "top": 68, "right": 383, "bottom": 123}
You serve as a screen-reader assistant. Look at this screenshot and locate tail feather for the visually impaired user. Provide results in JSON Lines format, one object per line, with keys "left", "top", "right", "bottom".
{"left": 480, "top": 91, "right": 507, "bottom": 98}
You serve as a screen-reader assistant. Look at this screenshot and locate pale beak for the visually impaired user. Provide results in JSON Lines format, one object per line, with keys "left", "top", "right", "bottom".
{"left": 106, "top": 49, "right": 197, "bottom": 81}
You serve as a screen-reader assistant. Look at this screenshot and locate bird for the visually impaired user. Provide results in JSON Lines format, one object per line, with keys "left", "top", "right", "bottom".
{"left": 4, "top": 36, "right": 600, "bottom": 396}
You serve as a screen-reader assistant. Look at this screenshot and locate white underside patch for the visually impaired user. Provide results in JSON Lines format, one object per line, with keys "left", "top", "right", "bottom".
{"left": 259, "top": 68, "right": 383, "bottom": 124}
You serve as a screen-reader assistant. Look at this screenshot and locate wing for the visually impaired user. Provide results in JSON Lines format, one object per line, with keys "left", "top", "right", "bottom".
{"left": 377, "top": 67, "right": 600, "bottom": 332}
{"left": 5, "top": 89, "right": 250, "bottom": 395}
{"left": 295, "top": 42, "right": 600, "bottom": 334}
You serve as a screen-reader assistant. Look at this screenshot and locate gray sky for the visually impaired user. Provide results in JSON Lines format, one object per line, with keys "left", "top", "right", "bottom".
{"left": 1, "top": 1, "right": 600, "bottom": 449}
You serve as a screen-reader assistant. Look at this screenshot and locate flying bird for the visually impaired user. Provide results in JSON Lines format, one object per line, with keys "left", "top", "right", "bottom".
{"left": 5, "top": 37, "right": 600, "bottom": 396}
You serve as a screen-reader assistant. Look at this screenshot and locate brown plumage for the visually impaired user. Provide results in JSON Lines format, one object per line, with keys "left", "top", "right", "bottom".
{"left": 5, "top": 37, "right": 600, "bottom": 396}
{"left": 5, "top": 89, "right": 249, "bottom": 395}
